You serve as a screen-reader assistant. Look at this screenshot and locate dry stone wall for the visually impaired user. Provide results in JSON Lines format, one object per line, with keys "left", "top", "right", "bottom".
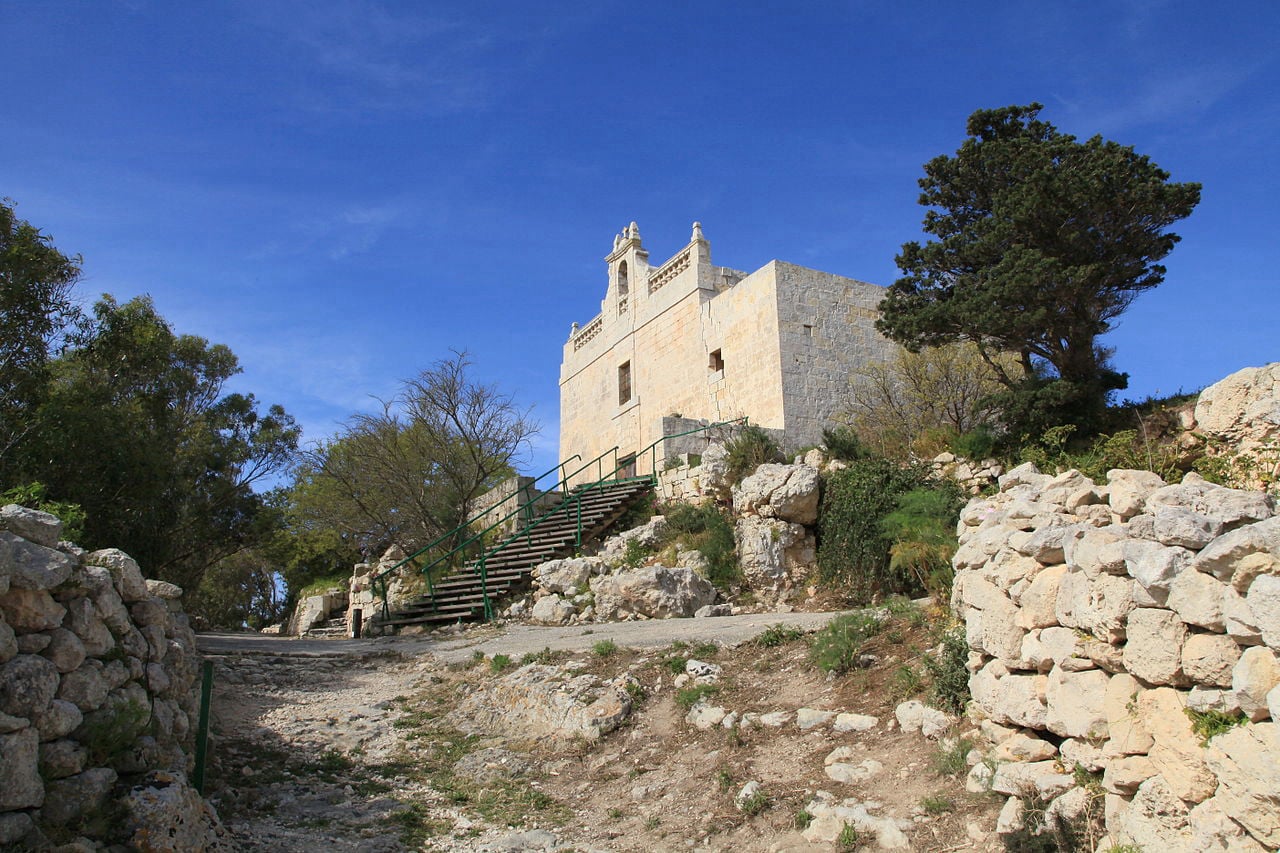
{"left": 954, "top": 464, "right": 1280, "bottom": 850}
{"left": 0, "top": 505, "right": 228, "bottom": 850}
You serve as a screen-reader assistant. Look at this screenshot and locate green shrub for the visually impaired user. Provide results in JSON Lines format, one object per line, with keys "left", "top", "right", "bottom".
{"left": 592, "top": 639, "right": 619, "bottom": 657}
{"left": 1185, "top": 708, "right": 1248, "bottom": 746}
{"left": 1, "top": 482, "right": 86, "bottom": 544}
{"left": 658, "top": 502, "right": 740, "bottom": 589}
{"left": 932, "top": 735, "right": 974, "bottom": 777}
{"left": 817, "top": 456, "right": 929, "bottom": 600}
{"left": 754, "top": 623, "right": 804, "bottom": 648}
{"left": 724, "top": 425, "right": 784, "bottom": 485}
{"left": 489, "top": 654, "right": 512, "bottom": 673}
{"left": 78, "top": 698, "right": 150, "bottom": 766}
{"left": 880, "top": 483, "right": 964, "bottom": 599}
{"left": 950, "top": 424, "right": 998, "bottom": 460}
{"left": 809, "top": 611, "right": 883, "bottom": 674}
{"left": 924, "top": 627, "right": 971, "bottom": 715}
{"left": 675, "top": 683, "right": 720, "bottom": 710}
{"left": 622, "top": 537, "right": 650, "bottom": 569}
{"left": 822, "top": 425, "right": 869, "bottom": 462}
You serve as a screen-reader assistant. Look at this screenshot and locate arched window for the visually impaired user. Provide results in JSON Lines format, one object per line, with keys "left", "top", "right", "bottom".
{"left": 617, "top": 261, "right": 629, "bottom": 315}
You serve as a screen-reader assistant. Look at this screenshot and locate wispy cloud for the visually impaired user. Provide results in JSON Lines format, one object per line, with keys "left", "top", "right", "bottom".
{"left": 1070, "top": 62, "right": 1266, "bottom": 135}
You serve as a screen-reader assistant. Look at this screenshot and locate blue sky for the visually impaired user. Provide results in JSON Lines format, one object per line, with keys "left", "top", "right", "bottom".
{"left": 3, "top": 1, "right": 1277, "bottom": 478}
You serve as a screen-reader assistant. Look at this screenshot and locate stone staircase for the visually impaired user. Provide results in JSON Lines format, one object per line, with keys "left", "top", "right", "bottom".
{"left": 304, "top": 615, "right": 349, "bottom": 638}
{"left": 373, "top": 478, "right": 654, "bottom": 631}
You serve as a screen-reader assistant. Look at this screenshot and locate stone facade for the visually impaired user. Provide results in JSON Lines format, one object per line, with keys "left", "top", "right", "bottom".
{"left": 559, "top": 222, "right": 894, "bottom": 483}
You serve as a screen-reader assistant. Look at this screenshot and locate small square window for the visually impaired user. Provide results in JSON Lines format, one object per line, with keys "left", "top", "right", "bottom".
{"left": 709, "top": 349, "right": 724, "bottom": 372}
{"left": 618, "top": 361, "right": 632, "bottom": 405}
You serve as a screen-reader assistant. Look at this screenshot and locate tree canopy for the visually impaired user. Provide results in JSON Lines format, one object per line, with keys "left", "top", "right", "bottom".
{"left": 292, "top": 351, "right": 538, "bottom": 562}
{"left": 0, "top": 200, "right": 82, "bottom": 467}
{"left": 877, "top": 103, "right": 1201, "bottom": 436}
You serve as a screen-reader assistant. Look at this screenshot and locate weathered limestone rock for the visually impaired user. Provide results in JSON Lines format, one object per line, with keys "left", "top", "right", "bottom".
{"left": 39, "top": 737, "right": 88, "bottom": 779}
{"left": 145, "top": 579, "right": 183, "bottom": 600}
{"left": 1124, "top": 607, "right": 1188, "bottom": 686}
{"left": 823, "top": 748, "right": 883, "bottom": 784}
{"left": 1203, "top": 722, "right": 1280, "bottom": 848}
{"left": 800, "top": 792, "right": 911, "bottom": 850}
{"left": 36, "top": 699, "right": 83, "bottom": 741}
{"left": 533, "top": 557, "right": 597, "bottom": 595}
{"left": 41, "top": 627, "right": 87, "bottom": 674}
{"left": 86, "top": 548, "right": 150, "bottom": 603}
{"left": 1054, "top": 570, "right": 1133, "bottom": 643}
{"left": 1166, "top": 567, "right": 1227, "bottom": 631}
{"left": 1115, "top": 775, "right": 1194, "bottom": 849}
{"left": 990, "top": 760, "right": 1074, "bottom": 800}
{"left": 796, "top": 707, "right": 836, "bottom": 730}
{"left": 1193, "top": 516, "right": 1280, "bottom": 586}
{"left": 1138, "top": 687, "right": 1217, "bottom": 804}
{"left": 124, "top": 770, "right": 234, "bottom": 852}
{"left": 58, "top": 660, "right": 110, "bottom": 711}
{"left": 1153, "top": 506, "right": 1223, "bottom": 549}
{"left": 1188, "top": 798, "right": 1270, "bottom": 853}
{"left": 1070, "top": 526, "right": 1129, "bottom": 577}
{"left": 1017, "top": 565, "right": 1066, "bottom": 629}
{"left": 1107, "top": 469, "right": 1167, "bottom": 519}
{"left": 956, "top": 574, "right": 1025, "bottom": 662}
{"left": 1123, "top": 539, "right": 1193, "bottom": 602}
{"left": 1174, "top": 635, "right": 1241, "bottom": 694}
{"left": 1044, "top": 666, "right": 1108, "bottom": 739}
{"left": 41, "top": 767, "right": 117, "bottom": 826}
{"left": 990, "top": 732, "right": 1058, "bottom": 762}
{"left": 734, "top": 516, "right": 812, "bottom": 584}
{"left": 1232, "top": 646, "right": 1280, "bottom": 721}
{"left": 1102, "top": 755, "right": 1157, "bottom": 794}
{"left": 832, "top": 712, "right": 878, "bottom": 733}
{"left": 894, "top": 700, "right": 953, "bottom": 739}
{"left": 0, "top": 587, "right": 66, "bottom": 633}
{"left": 0, "top": 727, "right": 43, "bottom": 809}
{"left": 0, "top": 653, "right": 60, "bottom": 719}
{"left": 0, "top": 504, "right": 62, "bottom": 548}
{"left": 599, "top": 516, "right": 669, "bottom": 564}
{"left": 0, "top": 619, "right": 14, "bottom": 664}
{"left": 686, "top": 702, "right": 727, "bottom": 730}
{"left": 529, "top": 594, "right": 577, "bottom": 625}
{"left": 591, "top": 566, "right": 715, "bottom": 620}
{"left": 1246, "top": 574, "right": 1280, "bottom": 648}
{"left": 0, "top": 531, "right": 74, "bottom": 589}
{"left": 451, "top": 664, "right": 632, "bottom": 741}
{"left": 970, "top": 662, "right": 1048, "bottom": 729}
{"left": 731, "top": 463, "right": 820, "bottom": 524}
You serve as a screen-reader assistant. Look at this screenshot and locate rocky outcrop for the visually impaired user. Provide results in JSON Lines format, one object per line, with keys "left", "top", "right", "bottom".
{"left": 0, "top": 505, "right": 227, "bottom": 850}
{"left": 1191, "top": 362, "right": 1280, "bottom": 493}
{"left": 592, "top": 566, "right": 716, "bottom": 621}
{"left": 450, "top": 663, "right": 634, "bottom": 741}
{"left": 953, "top": 467, "right": 1279, "bottom": 850}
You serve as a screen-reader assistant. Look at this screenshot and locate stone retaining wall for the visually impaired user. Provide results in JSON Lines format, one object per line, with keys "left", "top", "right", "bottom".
{"left": 954, "top": 464, "right": 1279, "bottom": 850}
{"left": 0, "top": 505, "right": 228, "bottom": 850}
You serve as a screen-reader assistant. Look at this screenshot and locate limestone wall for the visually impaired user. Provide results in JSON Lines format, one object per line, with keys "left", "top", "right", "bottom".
{"left": 558, "top": 223, "right": 891, "bottom": 484}
{"left": 954, "top": 465, "right": 1280, "bottom": 850}
{"left": 0, "top": 504, "right": 227, "bottom": 849}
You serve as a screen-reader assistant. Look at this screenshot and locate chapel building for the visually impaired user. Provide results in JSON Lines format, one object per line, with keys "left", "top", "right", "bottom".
{"left": 558, "top": 222, "right": 895, "bottom": 481}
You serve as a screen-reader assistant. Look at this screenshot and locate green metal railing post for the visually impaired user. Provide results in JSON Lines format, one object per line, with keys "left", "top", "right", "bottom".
{"left": 193, "top": 659, "right": 214, "bottom": 794}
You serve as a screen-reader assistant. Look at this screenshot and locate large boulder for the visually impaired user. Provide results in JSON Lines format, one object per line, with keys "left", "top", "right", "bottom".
{"left": 591, "top": 566, "right": 716, "bottom": 620}
{"left": 451, "top": 664, "right": 633, "bottom": 741}
{"left": 731, "top": 463, "right": 820, "bottom": 524}
{"left": 734, "top": 516, "right": 813, "bottom": 585}
{"left": 1194, "top": 362, "right": 1280, "bottom": 455}
{"left": 532, "top": 557, "right": 599, "bottom": 595}
{"left": 0, "top": 505, "right": 63, "bottom": 548}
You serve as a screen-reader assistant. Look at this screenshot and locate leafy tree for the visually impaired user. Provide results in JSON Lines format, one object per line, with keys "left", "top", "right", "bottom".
{"left": 0, "top": 200, "right": 82, "bottom": 469}
{"left": 843, "top": 342, "right": 1014, "bottom": 459}
{"left": 293, "top": 351, "right": 537, "bottom": 562}
{"left": 877, "top": 103, "right": 1200, "bottom": 438}
{"left": 17, "top": 295, "right": 300, "bottom": 592}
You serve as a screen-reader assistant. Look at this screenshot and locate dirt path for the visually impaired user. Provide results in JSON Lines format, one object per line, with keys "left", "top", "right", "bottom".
{"left": 200, "top": 610, "right": 1004, "bottom": 852}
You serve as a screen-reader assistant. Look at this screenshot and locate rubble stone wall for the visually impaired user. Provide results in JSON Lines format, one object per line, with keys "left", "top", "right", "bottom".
{"left": 0, "top": 505, "right": 226, "bottom": 849}
{"left": 954, "top": 464, "right": 1280, "bottom": 850}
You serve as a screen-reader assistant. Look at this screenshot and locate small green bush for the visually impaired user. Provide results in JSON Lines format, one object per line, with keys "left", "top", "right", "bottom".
{"left": 880, "top": 483, "right": 964, "bottom": 599}
{"left": 489, "top": 654, "right": 512, "bottom": 673}
{"left": 932, "top": 735, "right": 974, "bottom": 777}
{"left": 675, "top": 683, "right": 720, "bottom": 710}
{"left": 657, "top": 502, "right": 740, "bottom": 589}
{"left": 592, "top": 639, "right": 619, "bottom": 657}
{"left": 809, "top": 611, "right": 883, "bottom": 674}
{"left": 950, "top": 424, "right": 998, "bottom": 461}
{"left": 1185, "top": 708, "right": 1248, "bottom": 746}
{"left": 822, "top": 425, "right": 869, "bottom": 462}
{"left": 724, "top": 425, "right": 784, "bottom": 485}
{"left": 924, "top": 627, "right": 971, "bottom": 715}
{"left": 622, "top": 537, "right": 650, "bottom": 569}
{"left": 78, "top": 698, "right": 150, "bottom": 766}
{"left": 755, "top": 623, "right": 804, "bottom": 648}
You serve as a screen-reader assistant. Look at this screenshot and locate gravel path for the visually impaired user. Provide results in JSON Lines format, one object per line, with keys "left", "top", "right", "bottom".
{"left": 196, "top": 609, "right": 853, "bottom": 662}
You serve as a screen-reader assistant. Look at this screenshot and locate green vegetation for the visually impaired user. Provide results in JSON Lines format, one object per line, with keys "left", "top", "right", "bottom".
{"left": 591, "top": 638, "right": 619, "bottom": 657}
{"left": 656, "top": 501, "right": 740, "bottom": 589}
{"left": 923, "top": 626, "right": 972, "bottom": 715}
{"left": 880, "top": 482, "right": 965, "bottom": 599}
{"left": 878, "top": 102, "right": 1200, "bottom": 440}
{"left": 738, "top": 787, "right": 770, "bottom": 816}
{"left": 0, "top": 482, "right": 85, "bottom": 543}
{"left": 1185, "top": 708, "right": 1248, "bottom": 746}
{"left": 488, "top": 654, "right": 513, "bottom": 674}
{"left": 519, "top": 646, "right": 562, "bottom": 667}
{"left": 675, "top": 683, "right": 721, "bottom": 710}
{"left": 724, "top": 425, "right": 784, "bottom": 485}
{"left": 809, "top": 611, "right": 884, "bottom": 674}
{"left": 754, "top": 623, "right": 804, "bottom": 648}
{"left": 793, "top": 810, "right": 813, "bottom": 830}
{"left": 837, "top": 823, "right": 861, "bottom": 851}
{"left": 78, "top": 698, "right": 150, "bottom": 767}
{"left": 932, "top": 736, "right": 975, "bottom": 777}
{"left": 919, "top": 794, "right": 954, "bottom": 815}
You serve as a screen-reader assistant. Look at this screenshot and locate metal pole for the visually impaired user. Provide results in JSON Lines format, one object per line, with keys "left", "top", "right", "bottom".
{"left": 193, "top": 659, "right": 213, "bottom": 795}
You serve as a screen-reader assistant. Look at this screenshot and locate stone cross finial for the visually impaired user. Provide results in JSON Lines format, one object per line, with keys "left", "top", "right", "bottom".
{"left": 628, "top": 221, "right": 640, "bottom": 241}
{"left": 692, "top": 221, "right": 705, "bottom": 242}
{"left": 613, "top": 233, "right": 622, "bottom": 250}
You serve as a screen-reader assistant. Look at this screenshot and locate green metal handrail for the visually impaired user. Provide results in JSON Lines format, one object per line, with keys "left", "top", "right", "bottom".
{"left": 374, "top": 447, "right": 621, "bottom": 619}
{"left": 466, "top": 417, "right": 749, "bottom": 621}
{"left": 367, "top": 455, "right": 580, "bottom": 618}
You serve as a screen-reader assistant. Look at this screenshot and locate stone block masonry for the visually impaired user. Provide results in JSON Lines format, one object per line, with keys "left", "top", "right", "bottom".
{"left": 559, "top": 222, "right": 896, "bottom": 484}
{"left": 954, "top": 465, "right": 1280, "bottom": 850}
{"left": 0, "top": 504, "right": 231, "bottom": 850}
